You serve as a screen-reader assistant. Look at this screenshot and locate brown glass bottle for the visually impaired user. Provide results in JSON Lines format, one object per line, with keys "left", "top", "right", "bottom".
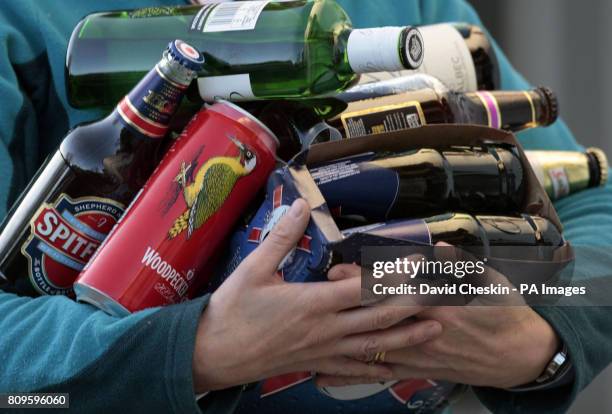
{"left": 344, "top": 213, "right": 564, "bottom": 248}
{"left": 310, "top": 144, "right": 525, "bottom": 222}
{"left": 334, "top": 86, "right": 558, "bottom": 138}
{"left": 0, "top": 40, "right": 203, "bottom": 297}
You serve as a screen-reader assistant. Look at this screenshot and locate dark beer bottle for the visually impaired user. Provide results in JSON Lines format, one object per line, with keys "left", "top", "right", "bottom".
{"left": 344, "top": 213, "right": 564, "bottom": 247}
{"left": 310, "top": 144, "right": 525, "bottom": 221}
{"left": 255, "top": 81, "right": 558, "bottom": 154}
{"left": 0, "top": 40, "right": 204, "bottom": 297}
{"left": 333, "top": 84, "right": 558, "bottom": 138}
{"left": 526, "top": 147, "right": 608, "bottom": 201}
{"left": 356, "top": 23, "right": 500, "bottom": 92}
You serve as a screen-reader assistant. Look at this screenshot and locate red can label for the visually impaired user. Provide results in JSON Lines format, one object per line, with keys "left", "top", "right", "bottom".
{"left": 22, "top": 195, "right": 124, "bottom": 296}
{"left": 76, "top": 102, "right": 278, "bottom": 313}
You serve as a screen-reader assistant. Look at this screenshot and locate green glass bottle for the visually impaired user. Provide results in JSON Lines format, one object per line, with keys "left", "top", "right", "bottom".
{"left": 66, "top": 0, "right": 424, "bottom": 108}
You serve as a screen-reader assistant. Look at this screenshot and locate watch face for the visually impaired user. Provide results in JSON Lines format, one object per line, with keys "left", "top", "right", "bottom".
{"left": 537, "top": 348, "right": 568, "bottom": 383}
{"left": 552, "top": 352, "right": 567, "bottom": 367}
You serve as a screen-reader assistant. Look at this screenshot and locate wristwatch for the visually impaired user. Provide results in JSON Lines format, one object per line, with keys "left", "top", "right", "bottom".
{"left": 509, "top": 342, "right": 574, "bottom": 392}
{"left": 535, "top": 343, "right": 569, "bottom": 384}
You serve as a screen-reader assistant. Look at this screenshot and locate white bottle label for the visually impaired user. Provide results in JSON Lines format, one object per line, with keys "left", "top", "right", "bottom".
{"left": 191, "top": 1, "right": 269, "bottom": 33}
{"left": 347, "top": 27, "right": 406, "bottom": 73}
{"left": 548, "top": 167, "right": 571, "bottom": 199}
{"left": 358, "top": 24, "right": 478, "bottom": 92}
{"left": 198, "top": 73, "right": 256, "bottom": 101}
{"left": 525, "top": 152, "right": 571, "bottom": 200}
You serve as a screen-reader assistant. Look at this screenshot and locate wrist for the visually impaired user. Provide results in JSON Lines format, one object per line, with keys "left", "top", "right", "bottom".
{"left": 511, "top": 313, "right": 560, "bottom": 387}
{"left": 192, "top": 297, "right": 229, "bottom": 393}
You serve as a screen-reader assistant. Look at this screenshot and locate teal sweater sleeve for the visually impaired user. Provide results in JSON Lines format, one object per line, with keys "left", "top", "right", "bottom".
{"left": 0, "top": 2, "right": 243, "bottom": 413}
{"left": 0, "top": 293, "right": 210, "bottom": 413}
{"left": 343, "top": 0, "right": 612, "bottom": 412}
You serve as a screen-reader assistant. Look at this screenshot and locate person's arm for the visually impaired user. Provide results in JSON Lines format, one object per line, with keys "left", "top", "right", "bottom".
{"left": 0, "top": 293, "right": 231, "bottom": 413}
{"left": 416, "top": 0, "right": 612, "bottom": 412}
{"left": 340, "top": 0, "right": 612, "bottom": 411}
{"left": 0, "top": 3, "right": 238, "bottom": 412}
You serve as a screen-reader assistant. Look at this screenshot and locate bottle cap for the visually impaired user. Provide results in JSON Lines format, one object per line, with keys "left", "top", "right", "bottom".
{"left": 159, "top": 39, "right": 205, "bottom": 86}
{"left": 586, "top": 147, "right": 609, "bottom": 187}
{"left": 536, "top": 86, "right": 559, "bottom": 126}
{"left": 167, "top": 39, "right": 205, "bottom": 71}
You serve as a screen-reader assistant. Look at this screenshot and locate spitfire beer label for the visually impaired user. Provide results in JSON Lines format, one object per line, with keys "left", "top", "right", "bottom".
{"left": 21, "top": 194, "right": 123, "bottom": 296}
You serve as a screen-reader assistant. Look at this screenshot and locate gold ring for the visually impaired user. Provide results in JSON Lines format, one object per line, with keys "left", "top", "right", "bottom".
{"left": 371, "top": 351, "right": 386, "bottom": 364}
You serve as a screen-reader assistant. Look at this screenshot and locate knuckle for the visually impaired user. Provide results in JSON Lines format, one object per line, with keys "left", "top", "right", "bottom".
{"left": 305, "top": 328, "right": 329, "bottom": 348}
{"left": 298, "top": 291, "right": 320, "bottom": 315}
{"left": 360, "top": 336, "right": 381, "bottom": 359}
{"left": 335, "top": 285, "right": 353, "bottom": 305}
{"left": 268, "top": 222, "right": 294, "bottom": 246}
{"left": 420, "top": 339, "right": 441, "bottom": 355}
{"left": 374, "top": 309, "right": 396, "bottom": 329}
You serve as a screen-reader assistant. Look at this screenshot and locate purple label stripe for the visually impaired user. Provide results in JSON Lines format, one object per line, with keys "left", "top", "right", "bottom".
{"left": 476, "top": 91, "right": 502, "bottom": 129}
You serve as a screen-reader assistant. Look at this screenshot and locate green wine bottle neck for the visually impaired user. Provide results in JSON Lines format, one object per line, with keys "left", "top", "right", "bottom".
{"left": 346, "top": 27, "right": 424, "bottom": 74}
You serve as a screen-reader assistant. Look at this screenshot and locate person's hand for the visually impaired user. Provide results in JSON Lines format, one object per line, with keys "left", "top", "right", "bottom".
{"left": 192, "top": 199, "right": 442, "bottom": 392}
{"left": 316, "top": 245, "right": 559, "bottom": 389}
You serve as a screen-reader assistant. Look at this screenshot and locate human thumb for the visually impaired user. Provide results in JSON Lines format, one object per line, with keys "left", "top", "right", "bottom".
{"left": 247, "top": 198, "right": 310, "bottom": 277}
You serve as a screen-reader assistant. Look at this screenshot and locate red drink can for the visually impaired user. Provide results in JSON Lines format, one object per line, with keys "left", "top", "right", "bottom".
{"left": 75, "top": 101, "right": 278, "bottom": 316}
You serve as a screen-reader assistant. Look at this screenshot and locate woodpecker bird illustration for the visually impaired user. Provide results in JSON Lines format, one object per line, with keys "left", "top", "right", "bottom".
{"left": 168, "top": 135, "right": 257, "bottom": 239}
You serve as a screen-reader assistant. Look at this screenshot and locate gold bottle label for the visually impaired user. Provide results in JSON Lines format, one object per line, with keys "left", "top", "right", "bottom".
{"left": 340, "top": 101, "right": 426, "bottom": 138}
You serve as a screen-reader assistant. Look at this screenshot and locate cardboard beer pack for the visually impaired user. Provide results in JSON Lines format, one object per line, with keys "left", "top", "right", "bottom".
{"left": 208, "top": 124, "right": 574, "bottom": 406}
{"left": 212, "top": 124, "right": 573, "bottom": 291}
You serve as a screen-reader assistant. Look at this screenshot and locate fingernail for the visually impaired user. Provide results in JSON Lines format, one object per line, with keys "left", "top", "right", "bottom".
{"left": 328, "top": 266, "right": 345, "bottom": 280}
{"left": 289, "top": 199, "right": 305, "bottom": 218}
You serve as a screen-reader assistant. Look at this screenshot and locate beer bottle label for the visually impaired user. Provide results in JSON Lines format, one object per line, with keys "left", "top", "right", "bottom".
{"left": 21, "top": 195, "right": 124, "bottom": 296}
{"left": 117, "top": 64, "right": 188, "bottom": 138}
{"left": 198, "top": 73, "right": 256, "bottom": 101}
{"left": 128, "top": 6, "right": 180, "bottom": 18}
{"left": 343, "top": 219, "right": 433, "bottom": 245}
{"left": 340, "top": 101, "right": 426, "bottom": 138}
{"left": 189, "top": 1, "right": 269, "bottom": 33}
{"left": 310, "top": 153, "right": 403, "bottom": 219}
{"left": 473, "top": 91, "right": 503, "bottom": 129}
{"left": 347, "top": 27, "right": 408, "bottom": 73}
